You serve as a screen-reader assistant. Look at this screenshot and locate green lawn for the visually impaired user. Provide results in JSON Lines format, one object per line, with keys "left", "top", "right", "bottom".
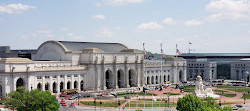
{"left": 179, "top": 86, "right": 195, "bottom": 92}
{"left": 221, "top": 102, "right": 236, "bottom": 105}
{"left": 116, "top": 93, "right": 157, "bottom": 97}
{"left": 163, "top": 92, "right": 180, "bottom": 95}
{"left": 213, "top": 89, "right": 228, "bottom": 92}
{"left": 125, "top": 101, "right": 176, "bottom": 107}
{"left": 241, "top": 94, "right": 250, "bottom": 99}
{"left": 80, "top": 100, "right": 126, "bottom": 107}
{"left": 215, "top": 86, "right": 250, "bottom": 93}
{"left": 216, "top": 86, "right": 242, "bottom": 89}
{"left": 215, "top": 93, "right": 236, "bottom": 97}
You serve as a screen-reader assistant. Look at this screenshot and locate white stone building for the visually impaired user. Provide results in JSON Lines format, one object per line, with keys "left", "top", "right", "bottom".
{"left": 0, "top": 40, "right": 188, "bottom": 96}
{"left": 144, "top": 57, "right": 187, "bottom": 85}
{"left": 0, "top": 40, "right": 145, "bottom": 96}
{"left": 230, "top": 58, "right": 250, "bottom": 80}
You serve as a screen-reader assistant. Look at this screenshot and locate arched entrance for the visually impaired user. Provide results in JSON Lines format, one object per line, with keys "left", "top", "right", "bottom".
{"left": 129, "top": 69, "right": 136, "bottom": 87}
{"left": 80, "top": 80, "right": 84, "bottom": 91}
{"left": 189, "top": 69, "right": 193, "bottom": 79}
{"left": 74, "top": 81, "right": 78, "bottom": 89}
{"left": 117, "top": 69, "right": 125, "bottom": 88}
{"left": 151, "top": 76, "right": 154, "bottom": 84}
{"left": 53, "top": 82, "right": 57, "bottom": 93}
{"left": 164, "top": 75, "right": 166, "bottom": 82}
{"left": 168, "top": 75, "right": 170, "bottom": 81}
{"left": 16, "top": 78, "right": 24, "bottom": 89}
{"left": 236, "top": 70, "right": 239, "bottom": 80}
{"left": 67, "top": 81, "right": 71, "bottom": 89}
{"left": 179, "top": 70, "right": 183, "bottom": 82}
{"left": 0, "top": 85, "right": 2, "bottom": 97}
{"left": 60, "top": 82, "right": 64, "bottom": 92}
{"left": 105, "top": 70, "right": 113, "bottom": 89}
{"left": 45, "top": 83, "right": 49, "bottom": 91}
{"left": 156, "top": 76, "right": 158, "bottom": 84}
{"left": 147, "top": 76, "right": 150, "bottom": 84}
{"left": 37, "top": 83, "right": 42, "bottom": 91}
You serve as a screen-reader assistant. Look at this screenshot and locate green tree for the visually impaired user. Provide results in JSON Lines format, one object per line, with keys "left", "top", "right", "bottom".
{"left": 176, "top": 94, "right": 232, "bottom": 111}
{"left": 3, "top": 86, "right": 60, "bottom": 111}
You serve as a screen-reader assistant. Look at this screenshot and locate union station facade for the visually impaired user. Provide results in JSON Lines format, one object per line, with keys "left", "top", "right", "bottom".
{"left": 0, "top": 40, "right": 187, "bottom": 96}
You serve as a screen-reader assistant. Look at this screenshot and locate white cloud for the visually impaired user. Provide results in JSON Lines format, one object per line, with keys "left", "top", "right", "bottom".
{"left": 92, "top": 14, "right": 106, "bottom": 20}
{"left": 137, "top": 22, "right": 162, "bottom": 31}
{"left": 104, "top": 0, "right": 144, "bottom": 5}
{"left": 0, "top": 3, "right": 35, "bottom": 14}
{"left": 205, "top": 0, "right": 250, "bottom": 21}
{"left": 37, "top": 30, "right": 50, "bottom": 34}
{"left": 163, "top": 17, "right": 176, "bottom": 25}
{"left": 114, "top": 27, "right": 121, "bottom": 30}
{"left": 184, "top": 20, "right": 203, "bottom": 26}
{"left": 96, "top": 27, "right": 113, "bottom": 38}
{"left": 67, "top": 33, "right": 73, "bottom": 36}
{"left": 96, "top": 2, "right": 102, "bottom": 7}
{"left": 60, "top": 27, "right": 69, "bottom": 32}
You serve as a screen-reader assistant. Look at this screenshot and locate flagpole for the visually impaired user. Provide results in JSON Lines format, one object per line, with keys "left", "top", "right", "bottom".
{"left": 161, "top": 43, "right": 163, "bottom": 85}
{"left": 188, "top": 42, "right": 190, "bottom": 53}
{"left": 143, "top": 43, "right": 146, "bottom": 86}
{"left": 143, "top": 43, "right": 146, "bottom": 110}
{"left": 176, "top": 44, "right": 178, "bottom": 83}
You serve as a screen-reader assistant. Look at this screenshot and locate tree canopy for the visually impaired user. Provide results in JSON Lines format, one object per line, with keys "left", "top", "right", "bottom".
{"left": 176, "top": 94, "right": 232, "bottom": 111}
{"left": 3, "top": 86, "right": 60, "bottom": 111}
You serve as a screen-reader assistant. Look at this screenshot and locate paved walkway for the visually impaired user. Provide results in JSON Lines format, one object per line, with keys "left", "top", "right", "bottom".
{"left": 66, "top": 86, "right": 250, "bottom": 111}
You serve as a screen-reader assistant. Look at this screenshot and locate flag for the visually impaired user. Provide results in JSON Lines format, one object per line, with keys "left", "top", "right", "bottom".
{"left": 177, "top": 49, "right": 182, "bottom": 55}
{"left": 189, "top": 42, "right": 192, "bottom": 44}
{"left": 143, "top": 43, "right": 147, "bottom": 55}
{"left": 161, "top": 49, "right": 165, "bottom": 57}
{"left": 161, "top": 43, "right": 165, "bottom": 57}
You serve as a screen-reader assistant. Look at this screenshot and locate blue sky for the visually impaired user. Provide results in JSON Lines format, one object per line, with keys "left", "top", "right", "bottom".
{"left": 0, "top": 0, "right": 250, "bottom": 54}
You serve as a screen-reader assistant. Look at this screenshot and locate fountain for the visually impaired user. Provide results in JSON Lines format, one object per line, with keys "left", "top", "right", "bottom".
{"left": 193, "top": 76, "right": 219, "bottom": 98}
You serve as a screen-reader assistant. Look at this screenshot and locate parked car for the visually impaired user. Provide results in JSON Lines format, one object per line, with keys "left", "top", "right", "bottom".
{"left": 62, "top": 103, "right": 67, "bottom": 106}
{"left": 232, "top": 104, "right": 243, "bottom": 110}
{"left": 69, "top": 95, "right": 77, "bottom": 100}
{"left": 60, "top": 93, "right": 67, "bottom": 97}
{"left": 61, "top": 101, "right": 66, "bottom": 104}
{"left": 61, "top": 99, "right": 65, "bottom": 102}
{"left": 71, "top": 103, "right": 75, "bottom": 106}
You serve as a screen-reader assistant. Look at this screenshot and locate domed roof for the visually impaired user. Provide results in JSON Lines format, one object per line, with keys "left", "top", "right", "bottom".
{"left": 58, "top": 41, "right": 129, "bottom": 52}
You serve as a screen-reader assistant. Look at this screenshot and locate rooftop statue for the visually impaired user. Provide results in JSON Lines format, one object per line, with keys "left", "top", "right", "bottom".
{"left": 193, "top": 76, "right": 219, "bottom": 98}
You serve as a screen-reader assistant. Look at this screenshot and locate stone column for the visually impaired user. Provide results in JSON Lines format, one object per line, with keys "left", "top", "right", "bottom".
{"left": 71, "top": 75, "right": 74, "bottom": 89}
{"left": 141, "top": 60, "right": 145, "bottom": 87}
{"left": 42, "top": 76, "right": 45, "bottom": 91}
{"left": 12, "top": 77, "right": 16, "bottom": 91}
{"left": 77, "top": 74, "right": 80, "bottom": 92}
{"left": 125, "top": 64, "right": 129, "bottom": 88}
{"left": 136, "top": 65, "right": 140, "bottom": 87}
{"left": 113, "top": 64, "right": 118, "bottom": 89}
{"left": 64, "top": 75, "right": 67, "bottom": 90}
{"left": 49, "top": 75, "right": 52, "bottom": 93}
{"left": 57, "top": 75, "right": 60, "bottom": 93}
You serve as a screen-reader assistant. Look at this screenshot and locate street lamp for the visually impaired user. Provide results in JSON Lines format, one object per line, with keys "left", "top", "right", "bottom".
{"left": 168, "top": 95, "right": 170, "bottom": 108}
{"left": 100, "top": 101, "right": 102, "bottom": 111}
{"left": 78, "top": 93, "right": 80, "bottom": 105}
{"left": 94, "top": 98, "right": 96, "bottom": 111}
{"left": 244, "top": 91, "right": 246, "bottom": 104}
